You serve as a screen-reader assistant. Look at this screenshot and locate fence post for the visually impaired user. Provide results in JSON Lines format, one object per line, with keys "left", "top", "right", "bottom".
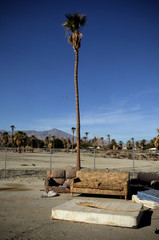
{"left": 4, "top": 147, "right": 7, "bottom": 178}
{"left": 50, "top": 148, "right": 52, "bottom": 170}
{"left": 132, "top": 148, "right": 135, "bottom": 177}
{"left": 94, "top": 148, "right": 96, "bottom": 170}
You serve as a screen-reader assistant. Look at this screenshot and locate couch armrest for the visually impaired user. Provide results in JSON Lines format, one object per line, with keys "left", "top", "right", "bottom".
{"left": 120, "top": 180, "right": 129, "bottom": 186}
{"left": 70, "top": 177, "right": 80, "bottom": 189}
{"left": 73, "top": 177, "right": 81, "bottom": 183}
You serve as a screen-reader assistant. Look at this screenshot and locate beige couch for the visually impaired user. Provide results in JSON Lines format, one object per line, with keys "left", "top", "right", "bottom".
{"left": 70, "top": 171, "right": 130, "bottom": 200}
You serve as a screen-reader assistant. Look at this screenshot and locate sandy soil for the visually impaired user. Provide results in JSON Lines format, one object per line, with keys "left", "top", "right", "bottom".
{"left": 0, "top": 177, "right": 159, "bottom": 240}
{"left": 1, "top": 151, "right": 159, "bottom": 174}
{"left": 0, "top": 151, "right": 159, "bottom": 239}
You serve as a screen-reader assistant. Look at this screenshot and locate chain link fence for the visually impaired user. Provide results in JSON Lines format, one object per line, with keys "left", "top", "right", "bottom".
{"left": 0, "top": 147, "right": 159, "bottom": 178}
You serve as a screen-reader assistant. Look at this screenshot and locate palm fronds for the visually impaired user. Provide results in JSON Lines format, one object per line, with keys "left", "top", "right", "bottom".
{"left": 62, "top": 12, "right": 87, "bottom": 33}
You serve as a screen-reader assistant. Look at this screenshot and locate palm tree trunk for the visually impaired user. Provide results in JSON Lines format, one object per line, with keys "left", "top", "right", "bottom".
{"left": 74, "top": 49, "right": 80, "bottom": 170}
{"left": 11, "top": 129, "right": 13, "bottom": 147}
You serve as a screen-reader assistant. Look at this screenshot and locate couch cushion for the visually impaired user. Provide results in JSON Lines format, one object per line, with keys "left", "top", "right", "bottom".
{"left": 73, "top": 181, "right": 99, "bottom": 189}
{"left": 99, "top": 183, "right": 123, "bottom": 191}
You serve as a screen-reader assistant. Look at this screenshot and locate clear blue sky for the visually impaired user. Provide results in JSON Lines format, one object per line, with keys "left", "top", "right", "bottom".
{"left": 0, "top": 0, "right": 159, "bottom": 143}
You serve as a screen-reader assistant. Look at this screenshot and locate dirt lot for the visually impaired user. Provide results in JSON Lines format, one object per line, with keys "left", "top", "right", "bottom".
{"left": 0, "top": 150, "right": 159, "bottom": 177}
{"left": 0, "top": 150, "right": 159, "bottom": 239}
{"left": 0, "top": 177, "right": 159, "bottom": 240}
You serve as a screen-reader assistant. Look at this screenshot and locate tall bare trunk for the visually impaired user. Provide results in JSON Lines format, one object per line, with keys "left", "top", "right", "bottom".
{"left": 74, "top": 49, "right": 80, "bottom": 170}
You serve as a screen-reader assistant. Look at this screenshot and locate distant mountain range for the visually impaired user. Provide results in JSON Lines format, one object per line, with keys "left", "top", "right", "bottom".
{"left": 0, "top": 128, "right": 74, "bottom": 140}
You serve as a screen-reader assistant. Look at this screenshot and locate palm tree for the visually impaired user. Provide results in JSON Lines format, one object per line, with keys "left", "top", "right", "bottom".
{"left": 10, "top": 125, "right": 15, "bottom": 147}
{"left": 51, "top": 136, "right": 56, "bottom": 151}
{"left": 100, "top": 137, "right": 104, "bottom": 148}
{"left": 131, "top": 138, "right": 134, "bottom": 149}
{"left": 107, "top": 134, "right": 110, "bottom": 148}
{"left": 155, "top": 137, "right": 159, "bottom": 150}
{"left": 85, "top": 132, "right": 89, "bottom": 141}
{"left": 92, "top": 136, "right": 98, "bottom": 148}
{"left": 0, "top": 132, "right": 2, "bottom": 146}
{"left": 140, "top": 139, "right": 146, "bottom": 150}
{"left": 155, "top": 128, "right": 159, "bottom": 150}
{"left": 110, "top": 139, "right": 117, "bottom": 150}
{"left": 45, "top": 136, "right": 49, "bottom": 147}
{"left": 63, "top": 138, "right": 67, "bottom": 150}
{"left": 2, "top": 132, "right": 9, "bottom": 147}
{"left": 67, "top": 138, "right": 71, "bottom": 152}
{"left": 30, "top": 135, "right": 37, "bottom": 148}
{"left": 136, "top": 141, "right": 140, "bottom": 150}
{"left": 71, "top": 127, "right": 76, "bottom": 152}
{"left": 126, "top": 140, "right": 132, "bottom": 150}
{"left": 14, "top": 131, "right": 27, "bottom": 153}
{"left": 119, "top": 141, "right": 123, "bottom": 150}
{"left": 63, "top": 12, "right": 87, "bottom": 170}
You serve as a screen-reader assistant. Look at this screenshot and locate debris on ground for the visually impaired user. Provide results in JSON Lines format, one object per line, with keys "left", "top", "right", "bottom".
{"left": 41, "top": 190, "right": 58, "bottom": 198}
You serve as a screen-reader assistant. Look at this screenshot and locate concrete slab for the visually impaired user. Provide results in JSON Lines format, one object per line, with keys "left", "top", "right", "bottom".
{"left": 51, "top": 199, "right": 144, "bottom": 228}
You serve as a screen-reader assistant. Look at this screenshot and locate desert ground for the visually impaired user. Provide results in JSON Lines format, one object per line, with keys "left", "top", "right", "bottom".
{"left": 0, "top": 177, "right": 159, "bottom": 240}
{"left": 0, "top": 149, "right": 159, "bottom": 177}
{"left": 0, "top": 150, "right": 159, "bottom": 240}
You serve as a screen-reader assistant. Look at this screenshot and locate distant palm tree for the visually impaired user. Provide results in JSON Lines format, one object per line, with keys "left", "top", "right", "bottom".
{"left": 63, "top": 12, "right": 87, "bottom": 170}
{"left": 107, "top": 134, "right": 110, "bottom": 148}
{"left": 10, "top": 125, "right": 15, "bottom": 147}
{"left": 51, "top": 136, "right": 56, "bottom": 151}
{"left": 30, "top": 135, "right": 37, "bottom": 148}
{"left": 85, "top": 132, "right": 89, "bottom": 141}
{"left": 111, "top": 139, "right": 117, "bottom": 150}
{"left": 67, "top": 138, "right": 71, "bottom": 151}
{"left": 126, "top": 140, "right": 132, "bottom": 150}
{"left": 0, "top": 132, "right": 2, "bottom": 145}
{"left": 14, "top": 131, "right": 27, "bottom": 153}
{"left": 155, "top": 137, "right": 159, "bottom": 150}
{"left": 119, "top": 141, "right": 123, "bottom": 149}
{"left": 155, "top": 128, "right": 159, "bottom": 150}
{"left": 140, "top": 139, "right": 146, "bottom": 150}
{"left": 2, "top": 132, "right": 9, "bottom": 147}
{"left": 100, "top": 137, "right": 104, "bottom": 148}
{"left": 136, "top": 141, "right": 140, "bottom": 150}
{"left": 45, "top": 136, "right": 49, "bottom": 147}
{"left": 131, "top": 138, "right": 134, "bottom": 149}
{"left": 63, "top": 139, "right": 67, "bottom": 150}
